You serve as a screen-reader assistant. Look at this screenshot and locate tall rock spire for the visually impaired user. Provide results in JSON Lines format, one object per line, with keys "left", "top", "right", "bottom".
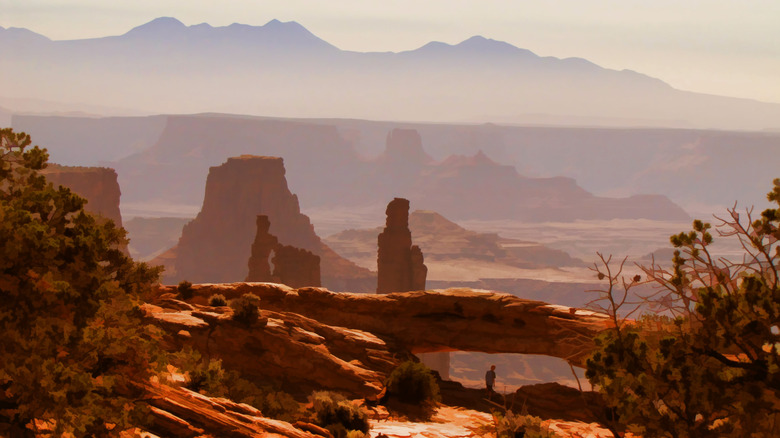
{"left": 377, "top": 197, "right": 427, "bottom": 293}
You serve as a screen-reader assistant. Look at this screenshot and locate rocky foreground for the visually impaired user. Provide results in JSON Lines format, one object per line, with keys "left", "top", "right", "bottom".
{"left": 133, "top": 283, "right": 619, "bottom": 437}
{"left": 129, "top": 386, "right": 618, "bottom": 438}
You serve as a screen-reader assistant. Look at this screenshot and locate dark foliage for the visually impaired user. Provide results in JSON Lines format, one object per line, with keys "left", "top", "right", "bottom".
{"left": 586, "top": 179, "right": 780, "bottom": 437}
{"left": 385, "top": 361, "right": 441, "bottom": 405}
{"left": 310, "top": 391, "right": 370, "bottom": 437}
{"left": 229, "top": 293, "right": 262, "bottom": 326}
{"left": 0, "top": 128, "right": 166, "bottom": 436}
{"left": 171, "top": 348, "right": 300, "bottom": 422}
{"left": 177, "top": 280, "right": 194, "bottom": 300}
{"left": 207, "top": 293, "right": 227, "bottom": 307}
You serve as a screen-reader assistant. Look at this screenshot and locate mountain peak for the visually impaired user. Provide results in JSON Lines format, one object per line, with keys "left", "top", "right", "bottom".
{"left": 461, "top": 35, "right": 490, "bottom": 44}
{"left": 472, "top": 149, "right": 494, "bottom": 164}
{"left": 148, "top": 16, "right": 185, "bottom": 26}
{"left": 408, "top": 35, "right": 535, "bottom": 58}
{"left": 456, "top": 35, "right": 535, "bottom": 56}
{"left": 0, "top": 26, "right": 51, "bottom": 43}
{"left": 261, "top": 19, "right": 316, "bottom": 37}
{"left": 117, "top": 17, "right": 336, "bottom": 51}
{"left": 124, "top": 17, "right": 186, "bottom": 36}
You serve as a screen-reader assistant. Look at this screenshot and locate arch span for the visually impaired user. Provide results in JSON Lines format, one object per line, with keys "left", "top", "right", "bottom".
{"left": 164, "top": 283, "right": 610, "bottom": 366}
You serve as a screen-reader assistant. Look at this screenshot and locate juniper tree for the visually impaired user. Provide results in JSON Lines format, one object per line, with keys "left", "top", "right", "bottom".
{"left": 0, "top": 128, "right": 165, "bottom": 436}
{"left": 586, "top": 179, "right": 780, "bottom": 437}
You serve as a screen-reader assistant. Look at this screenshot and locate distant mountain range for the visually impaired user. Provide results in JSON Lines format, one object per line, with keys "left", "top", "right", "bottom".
{"left": 3, "top": 17, "right": 780, "bottom": 130}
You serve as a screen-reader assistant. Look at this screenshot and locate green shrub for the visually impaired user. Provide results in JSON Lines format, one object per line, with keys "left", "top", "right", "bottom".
{"left": 187, "top": 359, "right": 225, "bottom": 393}
{"left": 177, "top": 280, "right": 194, "bottom": 300}
{"left": 230, "top": 293, "right": 261, "bottom": 326}
{"left": 171, "top": 348, "right": 300, "bottom": 422}
{"left": 385, "top": 361, "right": 440, "bottom": 405}
{"left": 169, "top": 347, "right": 224, "bottom": 394}
{"left": 208, "top": 293, "right": 228, "bottom": 307}
{"left": 310, "top": 391, "right": 370, "bottom": 437}
{"left": 585, "top": 180, "right": 780, "bottom": 437}
{"left": 493, "top": 411, "right": 557, "bottom": 438}
{"left": 248, "top": 389, "right": 301, "bottom": 423}
{"left": 0, "top": 125, "right": 166, "bottom": 435}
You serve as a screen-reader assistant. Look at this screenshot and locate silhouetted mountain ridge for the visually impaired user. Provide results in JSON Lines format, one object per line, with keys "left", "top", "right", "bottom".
{"left": 123, "top": 16, "right": 187, "bottom": 36}
{"left": 3, "top": 17, "right": 779, "bottom": 129}
{"left": 407, "top": 35, "right": 537, "bottom": 58}
{"left": 0, "top": 26, "right": 51, "bottom": 45}
{"left": 112, "top": 16, "right": 337, "bottom": 53}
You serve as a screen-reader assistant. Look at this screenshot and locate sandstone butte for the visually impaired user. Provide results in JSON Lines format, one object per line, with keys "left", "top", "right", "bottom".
{"left": 41, "top": 164, "right": 129, "bottom": 254}
{"left": 142, "top": 283, "right": 614, "bottom": 437}
{"left": 41, "top": 164, "right": 124, "bottom": 228}
{"left": 157, "top": 155, "right": 374, "bottom": 291}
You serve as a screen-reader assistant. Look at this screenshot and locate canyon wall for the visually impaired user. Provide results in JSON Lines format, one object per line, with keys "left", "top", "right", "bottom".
{"left": 20, "top": 113, "right": 779, "bottom": 221}
{"left": 42, "top": 164, "right": 124, "bottom": 227}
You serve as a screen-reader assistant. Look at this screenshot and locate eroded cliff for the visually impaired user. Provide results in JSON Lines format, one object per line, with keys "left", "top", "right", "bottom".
{"left": 41, "top": 164, "right": 123, "bottom": 227}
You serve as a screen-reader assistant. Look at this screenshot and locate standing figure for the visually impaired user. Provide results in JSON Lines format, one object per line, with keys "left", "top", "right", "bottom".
{"left": 485, "top": 364, "right": 497, "bottom": 400}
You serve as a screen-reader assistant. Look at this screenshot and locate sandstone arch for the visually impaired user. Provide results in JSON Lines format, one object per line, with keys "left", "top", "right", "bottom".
{"left": 160, "top": 283, "right": 610, "bottom": 367}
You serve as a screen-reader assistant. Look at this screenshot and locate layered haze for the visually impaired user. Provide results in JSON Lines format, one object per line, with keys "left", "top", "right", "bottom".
{"left": 4, "top": 17, "right": 780, "bottom": 130}
{"left": 4, "top": 11, "right": 779, "bottom": 404}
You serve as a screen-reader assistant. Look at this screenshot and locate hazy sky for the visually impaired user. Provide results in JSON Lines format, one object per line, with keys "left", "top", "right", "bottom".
{"left": 2, "top": 0, "right": 779, "bottom": 103}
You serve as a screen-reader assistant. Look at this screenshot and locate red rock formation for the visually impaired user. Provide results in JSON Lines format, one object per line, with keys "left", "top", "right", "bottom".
{"left": 155, "top": 283, "right": 610, "bottom": 368}
{"left": 41, "top": 164, "right": 123, "bottom": 227}
{"left": 325, "top": 209, "right": 584, "bottom": 272}
{"left": 143, "top": 295, "right": 405, "bottom": 397}
{"left": 414, "top": 149, "right": 689, "bottom": 222}
{"left": 375, "top": 198, "right": 439, "bottom": 375}
{"left": 143, "top": 381, "right": 319, "bottom": 438}
{"left": 246, "top": 215, "right": 279, "bottom": 282}
{"left": 377, "top": 198, "right": 427, "bottom": 293}
{"left": 272, "top": 244, "right": 321, "bottom": 288}
{"left": 514, "top": 382, "right": 606, "bottom": 424}
{"left": 246, "top": 214, "right": 321, "bottom": 288}
{"left": 165, "top": 156, "right": 373, "bottom": 290}
{"left": 41, "top": 164, "right": 128, "bottom": 254}
{"left": 410, "top": 245, "right": 427, "bottom": 292}
{"left": 380, "top": 129, "right": 433, "bottom": 168}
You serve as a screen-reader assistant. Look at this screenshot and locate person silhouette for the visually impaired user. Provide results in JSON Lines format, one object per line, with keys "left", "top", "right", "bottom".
{"left": 485, "top": 364, "right": 497, "bottom": 400}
